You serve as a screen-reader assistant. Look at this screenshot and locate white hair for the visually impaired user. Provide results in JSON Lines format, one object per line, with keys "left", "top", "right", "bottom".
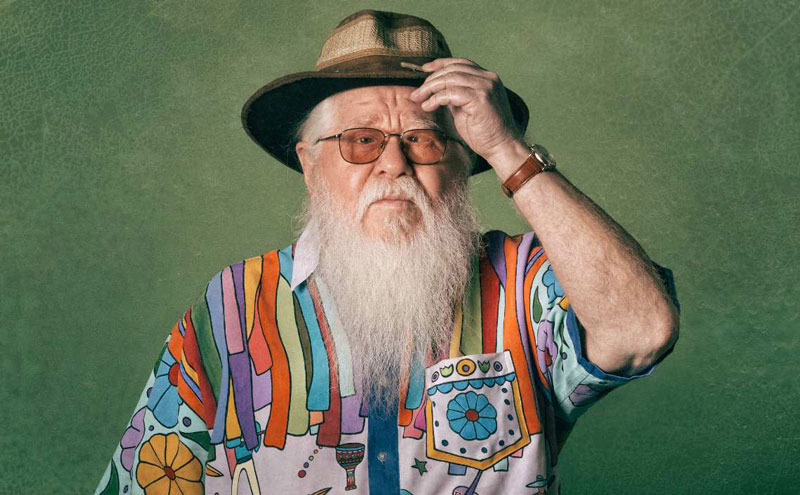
{"left": 293, "top": 95, "right": 336, "bottom": 165}
{"left": 305, "top": 165, "right": 483, "bottom": 410}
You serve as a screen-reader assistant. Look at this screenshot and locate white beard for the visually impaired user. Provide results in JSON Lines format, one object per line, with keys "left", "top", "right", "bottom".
{"left": 298, "top": 170, "right": 482, "bottom": 410}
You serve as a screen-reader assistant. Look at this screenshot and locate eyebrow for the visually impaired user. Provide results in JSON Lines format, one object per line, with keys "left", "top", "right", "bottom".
{"left": 342, "top": 114, "right": 444, "bottom": 131}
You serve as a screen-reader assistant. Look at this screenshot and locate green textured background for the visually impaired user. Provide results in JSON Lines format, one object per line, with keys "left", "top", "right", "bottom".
{"left": 2, "top": 1, "right": 799, "bottom": 493}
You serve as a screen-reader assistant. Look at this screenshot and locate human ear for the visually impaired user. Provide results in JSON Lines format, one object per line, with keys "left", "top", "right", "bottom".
{"left": 295, "top": 141, "right": 315, "bottom": 191}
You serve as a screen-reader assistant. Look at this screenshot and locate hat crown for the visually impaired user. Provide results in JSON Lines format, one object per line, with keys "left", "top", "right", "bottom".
{"left": 315, "top": 9, "right": 452, "bottom": 71}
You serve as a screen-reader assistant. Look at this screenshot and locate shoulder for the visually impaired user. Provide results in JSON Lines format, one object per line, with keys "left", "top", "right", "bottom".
{"left": 188, "top": 244, "right": 294, "bottom": 329}
{"left": 199, "top": 244, "right": 293, "bottom": 295}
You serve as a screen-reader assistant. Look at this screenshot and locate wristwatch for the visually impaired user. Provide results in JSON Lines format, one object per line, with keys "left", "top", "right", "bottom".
{"left": 500, "top": 143, "right": 557, "bottom": 198}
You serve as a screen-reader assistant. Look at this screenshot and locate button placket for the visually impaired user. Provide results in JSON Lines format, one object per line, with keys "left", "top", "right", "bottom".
{"left": 367, "top": 406, "right": 400, "bottom": 494}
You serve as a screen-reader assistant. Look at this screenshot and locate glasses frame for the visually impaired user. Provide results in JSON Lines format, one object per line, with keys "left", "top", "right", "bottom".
{"left": 314, "top": 127, "right": 468, "bottom": 165}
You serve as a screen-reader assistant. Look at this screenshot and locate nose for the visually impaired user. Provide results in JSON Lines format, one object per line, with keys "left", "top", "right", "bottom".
{"left": 372, "top": 134, "right": 415, "bottom": 179}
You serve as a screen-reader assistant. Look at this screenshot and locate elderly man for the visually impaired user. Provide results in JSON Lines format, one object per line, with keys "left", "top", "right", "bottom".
{"left": 96, "top": 9, "right": 679, "bottom": 495}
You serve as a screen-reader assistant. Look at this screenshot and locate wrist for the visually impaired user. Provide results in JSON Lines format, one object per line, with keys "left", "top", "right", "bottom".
{"left": 497, "top": 142, "right": 558, "bottom": 198}
{"left": 484, "top": 138, "right": 532, "bottom": 182}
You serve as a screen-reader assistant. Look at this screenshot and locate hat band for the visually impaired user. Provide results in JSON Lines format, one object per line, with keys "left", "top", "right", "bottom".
{"left": 318, "top": 55, "right": 437, "bottom": 74}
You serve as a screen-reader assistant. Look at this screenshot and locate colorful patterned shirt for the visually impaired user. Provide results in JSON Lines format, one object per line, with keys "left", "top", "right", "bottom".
{"left": 95, "top": 229, "right": 678, "bottom": 495}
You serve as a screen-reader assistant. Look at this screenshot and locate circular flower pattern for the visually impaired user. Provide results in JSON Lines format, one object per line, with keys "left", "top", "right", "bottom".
{"left": 136, "top": 433, "right": 203, "bottom": 494}
{"left": 446, "top": 391, "right": 497, "bottom": 441}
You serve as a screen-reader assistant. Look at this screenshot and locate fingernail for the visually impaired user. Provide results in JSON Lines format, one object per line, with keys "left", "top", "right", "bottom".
{"left": 400, "top": 61, "right": 424, "bottom": 72}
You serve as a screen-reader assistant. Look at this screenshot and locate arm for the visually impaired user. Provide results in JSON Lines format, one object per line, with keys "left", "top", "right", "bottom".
{"left": 95, "top": 290, "right": 218, "bottom": 495}
{"left": 409, "top": 57, "right": 680, "bottom": 377}
{"left": 486, "top": 141, "right": 680, "bottom": 376}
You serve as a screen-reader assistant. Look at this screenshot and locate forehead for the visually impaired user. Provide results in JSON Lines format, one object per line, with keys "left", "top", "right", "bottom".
{"left": 331, "top": 85, "right": 452, "bottom": 128}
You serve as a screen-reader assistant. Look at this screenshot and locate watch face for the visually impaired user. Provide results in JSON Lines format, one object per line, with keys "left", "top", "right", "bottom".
{"left": 532, "top": 144, "right": 556, "bottom": 168}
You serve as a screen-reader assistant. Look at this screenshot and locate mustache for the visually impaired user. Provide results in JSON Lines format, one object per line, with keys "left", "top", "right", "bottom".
{"left": 354, "top": 176, "right": 434, "bottom": 221}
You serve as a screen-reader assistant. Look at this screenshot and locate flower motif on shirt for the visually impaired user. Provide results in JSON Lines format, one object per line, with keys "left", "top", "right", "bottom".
{"left": 535, "top": 319, "right": 557, "bottom": 383}
{"left": 147, "top": 346, "right": 183, "bottom": 428}
{"left": 542, "top": 266, "right": 564, "bottom": 304}
{"left": 136, "top": 432, "right": 202, "bottom": 494}
{"left": 568, "top": 383, "right": 612, "bottom": 408}
{"left": 119, "top": 407, "right": 147, "bottom": 472}
{"left": 446, "top": 391, "right": 497, "bottom": 441}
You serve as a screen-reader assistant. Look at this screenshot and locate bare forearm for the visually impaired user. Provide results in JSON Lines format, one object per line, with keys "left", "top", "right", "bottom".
{"left": 487, "top": 140, "right": 679, "bottom": 375}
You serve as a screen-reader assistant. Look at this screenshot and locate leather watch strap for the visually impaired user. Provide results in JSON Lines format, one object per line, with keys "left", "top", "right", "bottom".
{"left": 500, "top": 144, "right": 556, "bottom": 198}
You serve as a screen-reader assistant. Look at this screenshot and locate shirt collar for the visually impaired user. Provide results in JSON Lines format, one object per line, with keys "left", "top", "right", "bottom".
{"left": 290, "top": 219, "right": 320, "bottom": 291}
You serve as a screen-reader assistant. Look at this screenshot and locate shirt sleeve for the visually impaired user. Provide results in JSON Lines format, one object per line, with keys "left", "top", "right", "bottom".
{"left": 94, "top": 285, "right": 220, "bottom": 495}
{"left": 514, "top": 231, "right": 680, "bottom": 424}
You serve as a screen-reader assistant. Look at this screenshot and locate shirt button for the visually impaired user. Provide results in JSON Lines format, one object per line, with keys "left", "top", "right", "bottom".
{"left": 377, "top": 451, "right": 387, "bottom": 462}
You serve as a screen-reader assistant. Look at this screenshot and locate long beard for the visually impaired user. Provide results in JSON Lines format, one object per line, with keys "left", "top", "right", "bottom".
{"left": 299, "top": 172, "right": 482, "bottom": 410}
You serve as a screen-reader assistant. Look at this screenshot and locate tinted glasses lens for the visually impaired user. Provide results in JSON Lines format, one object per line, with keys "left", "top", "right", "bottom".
{"left": 402, "top": 129, "right": 447, "bottom": 164}
{"left": 339, "top": 128, "right": 385, "bottom": 163}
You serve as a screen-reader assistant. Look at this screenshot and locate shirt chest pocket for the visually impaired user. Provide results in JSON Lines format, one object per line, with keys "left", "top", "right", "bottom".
{"left": 424, "top": 350, "right": 531, "bottom": 470}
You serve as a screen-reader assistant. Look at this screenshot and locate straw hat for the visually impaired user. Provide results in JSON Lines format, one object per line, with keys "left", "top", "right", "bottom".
{"left": 241, "top": 9, "right": 530, "bottom": 176}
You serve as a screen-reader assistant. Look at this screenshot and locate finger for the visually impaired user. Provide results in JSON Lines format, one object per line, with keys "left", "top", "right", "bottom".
{"left": 420, "top": 57, "right": 485, "bottom": 72}
{"left": 413, "top": 71, "right": 493, "bottom": 104}
{"left": 410, "top": 64, "right": 493, "bottom": 102}
{"left": 424, "top": 63, "right": 492, "bottom": 80}
{"left": 420, "top": 85, "right": 478, "bottom": 111}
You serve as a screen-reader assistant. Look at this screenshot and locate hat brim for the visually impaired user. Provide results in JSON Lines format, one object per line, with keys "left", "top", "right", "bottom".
{"left": 241, "top": 69, "right": 529, "bottom": 176}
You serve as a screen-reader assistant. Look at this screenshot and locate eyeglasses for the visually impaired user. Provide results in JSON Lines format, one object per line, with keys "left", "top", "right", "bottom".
{"left": 314, "top": 127, "right": 466, "bottom": 165}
